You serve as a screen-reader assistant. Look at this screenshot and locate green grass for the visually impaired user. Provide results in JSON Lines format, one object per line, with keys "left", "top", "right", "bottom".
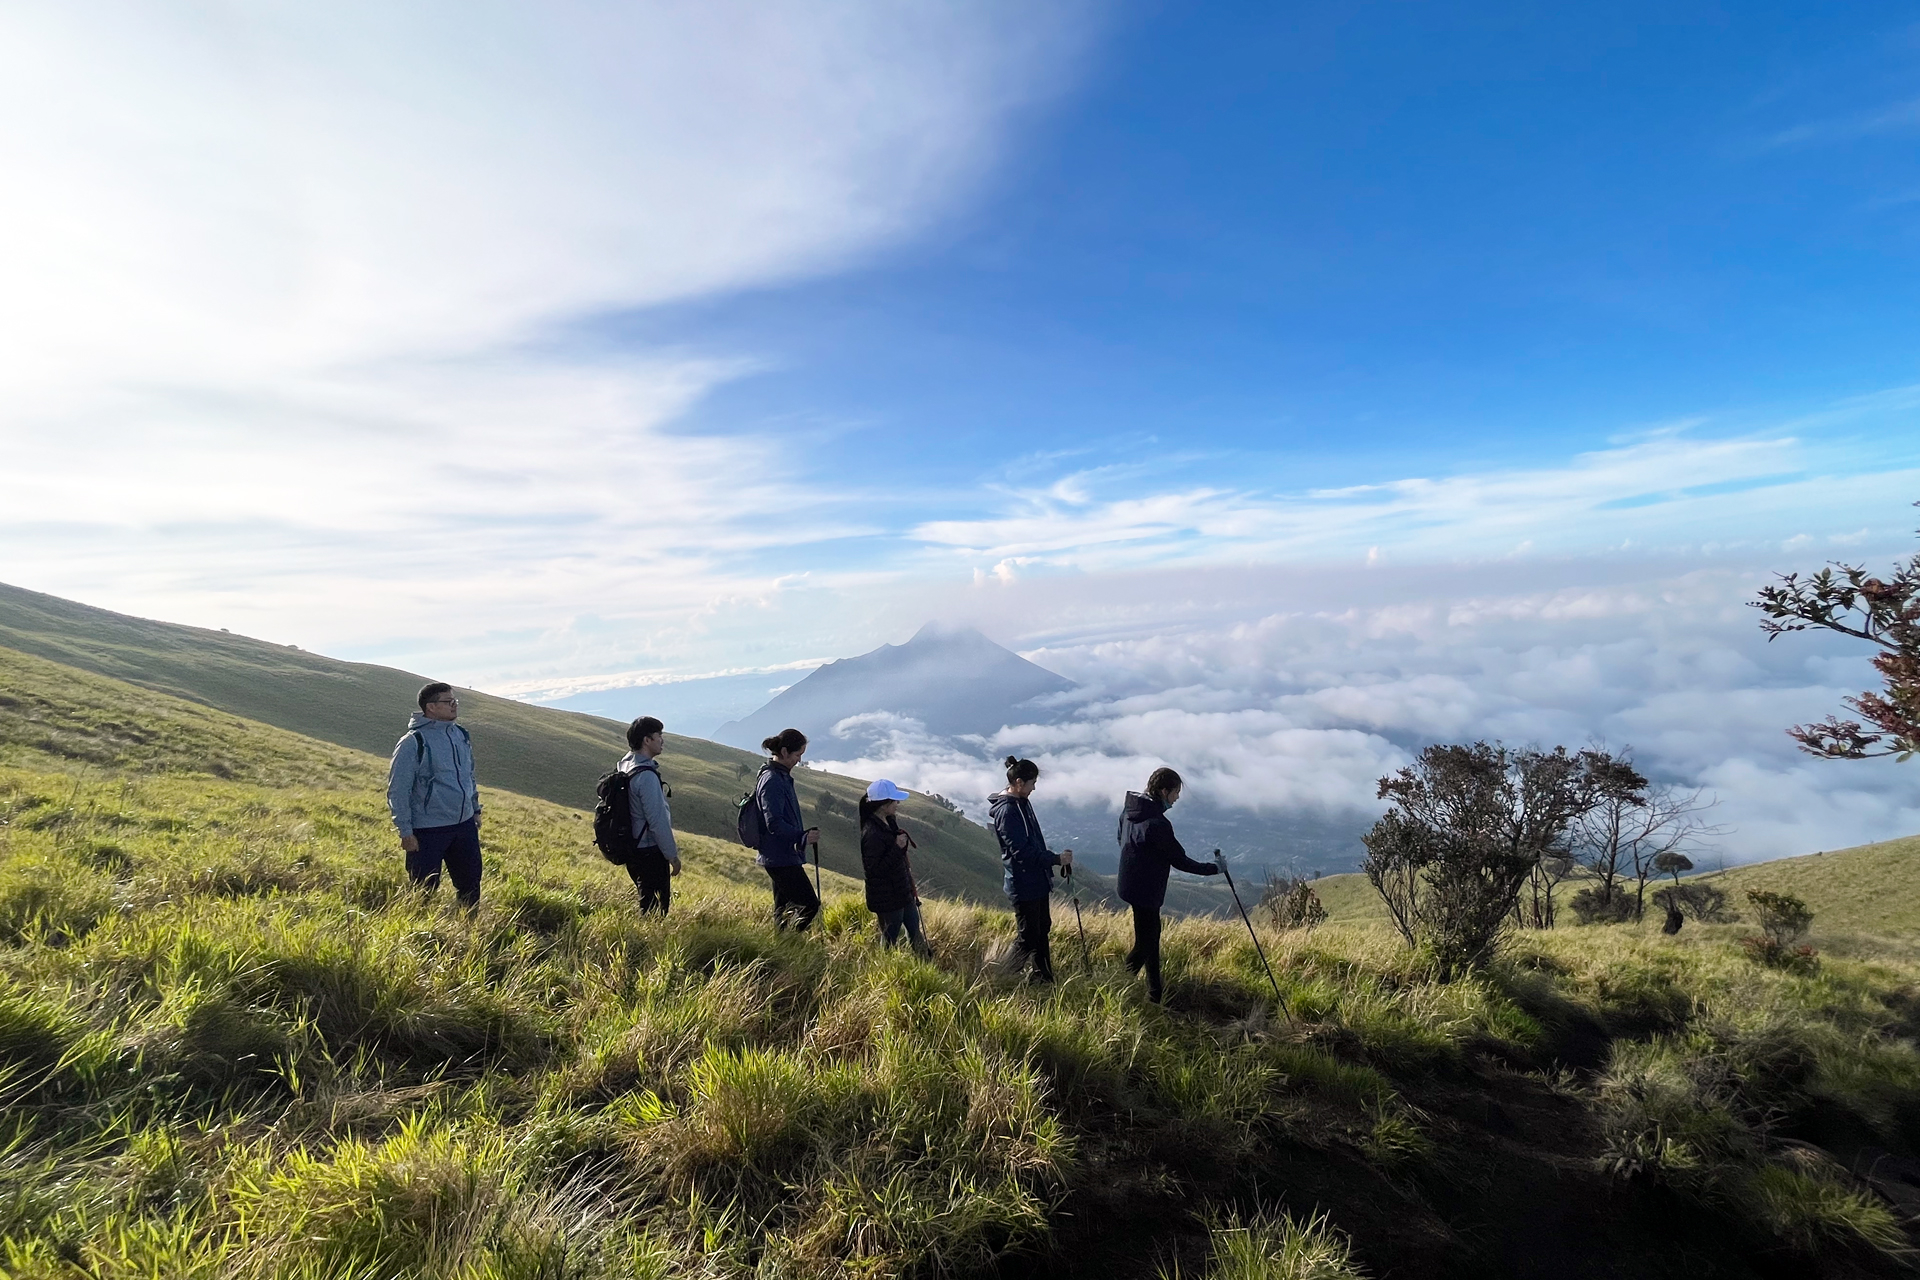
{"left": 5, "top": 641, "right": 1920, "bottom": 1276}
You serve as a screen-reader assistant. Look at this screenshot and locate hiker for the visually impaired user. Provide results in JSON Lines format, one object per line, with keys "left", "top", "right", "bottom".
{"left": 755, "top": 728, "right": 820, "bottom": 930}
{"left": 860, "top": 779, "right": 931, "bottom": 957}
{"left": 386, "top": 682, "right": 483, "bottom": 907}
{"left": 1118, "top": 767, "right": 1220, "bottom": 1003}
{"left": 988, "top": 756, "right": 1072, "bottom": 983}
{"left": 618, "top": 715, "right": 681, "bottom": 915}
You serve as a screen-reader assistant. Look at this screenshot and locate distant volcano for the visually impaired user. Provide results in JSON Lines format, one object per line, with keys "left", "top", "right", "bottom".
{"left": 714, "top": 624, "right": 1074, "bottom": 750}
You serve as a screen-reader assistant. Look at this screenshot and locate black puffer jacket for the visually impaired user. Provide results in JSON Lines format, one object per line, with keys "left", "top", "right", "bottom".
{"left": 1117, "top": 791, "right": 1219, "bottom": 909}
{"left": 860, "top": 801, "right": 918, "bottom": 914}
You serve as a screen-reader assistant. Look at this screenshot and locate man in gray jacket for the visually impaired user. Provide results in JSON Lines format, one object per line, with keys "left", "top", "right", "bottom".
{"left": 618, "top": 715, "right": 681, "bottom": 914}
{"left": 386, "top": 682, "right": 483, "bottom": 906}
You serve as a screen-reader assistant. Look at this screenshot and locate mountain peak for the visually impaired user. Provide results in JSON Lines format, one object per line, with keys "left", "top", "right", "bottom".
{"left": 716, "top": 624, "right": 1073, "bottom": 749}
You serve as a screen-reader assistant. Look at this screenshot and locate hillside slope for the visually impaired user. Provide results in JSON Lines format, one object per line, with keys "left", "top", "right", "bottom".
{"left": 0, "top": 581, "right": 1008, "bottom": 902}
{"left": 5, "top": 640, "right": 1920, "bottom": 1276}
{"left": 1692, "top": 834, "right": 1920, "bottom": 937}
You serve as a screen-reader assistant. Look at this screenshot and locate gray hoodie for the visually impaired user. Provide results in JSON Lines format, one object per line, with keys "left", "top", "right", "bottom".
{"left": 386, "top": 713, "right": 480, "bottom": 837}
{"left": 618, "top": 751, "right": 679, "bottom": 863}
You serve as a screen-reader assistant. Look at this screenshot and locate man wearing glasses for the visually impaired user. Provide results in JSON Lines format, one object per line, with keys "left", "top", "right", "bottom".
{"left": 386, "top": 681, "right": 484, "bottom": 906}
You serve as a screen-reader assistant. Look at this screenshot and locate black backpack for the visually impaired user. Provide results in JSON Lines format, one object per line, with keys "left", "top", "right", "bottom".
{"left": 593, "top": 760, "right": 660, "bottom": 866}
{"left": 735, "top": 765, "right": 770, "bottom": 850}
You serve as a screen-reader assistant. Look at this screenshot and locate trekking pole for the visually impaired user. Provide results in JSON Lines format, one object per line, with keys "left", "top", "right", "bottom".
{"left": 1063, "top": 864, "right": 1091, "bottom": 970}
{"left": 811, "top": 835, "right": 822, "bottom": 900}
{"left": 1215, "top": 850, "right": 1292, "bottom": 1023}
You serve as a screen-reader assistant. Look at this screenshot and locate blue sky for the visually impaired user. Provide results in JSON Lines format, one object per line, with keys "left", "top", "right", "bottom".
{"left": 3, "top": 0, "right": 1919, "bottom": 859}
{"left": 620, "top": 1, "right": 1920, "bottom": 498}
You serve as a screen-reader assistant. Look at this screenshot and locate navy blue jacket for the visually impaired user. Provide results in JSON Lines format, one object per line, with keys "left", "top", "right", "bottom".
{"left": 754, "top": 762, "right": 809, "bottom": 868}
{"left": 1117, "top": 792, "right": 1219, "bottom": 909}
{"left": 989, "top": 790, "right": 1059, "bottom": 903}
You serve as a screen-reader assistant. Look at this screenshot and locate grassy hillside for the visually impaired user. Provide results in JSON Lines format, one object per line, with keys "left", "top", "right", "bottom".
{"left": 0, "top": 581, "right": 1007, "bottom": 903}
{"left": 7, "top": 644, "right": 1920, "bottom": 1275}
{"left": 1692, "top": 835, "right": 1920, "bottom": 938}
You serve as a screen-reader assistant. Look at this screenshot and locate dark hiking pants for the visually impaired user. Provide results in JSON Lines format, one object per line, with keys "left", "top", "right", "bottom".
{"left": 766, "top": 864, "right": 820, "bottom": 931}
{"left": 1012, "top": 898, "right": 1053, "bottom": 983}
{"left": 407, "top": 818, "right": 482, "bottom": 907}
{"left": 876, "top": 901, "right": 930, "bottom": 956}
{"left": 1126, "top": 904, "right": 1164, "bottom": 1002}
{"left": 627, "top": 848, "right": 673, "bottom": 916}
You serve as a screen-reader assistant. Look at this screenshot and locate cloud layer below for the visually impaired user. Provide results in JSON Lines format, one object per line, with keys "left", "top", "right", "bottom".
{"left": 804, "top": 557, "right": 1920, "bottom": 868}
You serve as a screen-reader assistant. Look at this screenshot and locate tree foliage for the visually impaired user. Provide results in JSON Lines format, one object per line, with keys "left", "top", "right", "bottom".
{"left": 1751, "top": 505, "right": 1920, "bottom": 760}
{"left": 1361, "top": 742, "right": 1600, "bottom": 978}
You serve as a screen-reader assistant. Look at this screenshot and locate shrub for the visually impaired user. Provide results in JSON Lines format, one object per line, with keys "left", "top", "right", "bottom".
{"left": 1746, "top": 890, "right": 1813, "bottom": 946}
{"left": 1362, "top": 742, "right": 1600, "bottom": 978}
{"left": 1651, "top": 883, "right": 1733, "bottom": 925}
{"left": 1568, "top": 887, "right": 1636, "bottom": 925}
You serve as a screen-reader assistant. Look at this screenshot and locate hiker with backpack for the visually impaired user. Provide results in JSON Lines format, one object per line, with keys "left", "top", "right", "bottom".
{"left": 592, "top": 716, "right": 681, "bottom": 915}
{"left": 386, "top": 682, "right": 483, "bottom": 907}
{"left": 860, "top": 779, "right": 931, "bottom": 957}
{"left": 988, "top": 756, "right": 1072, "bottom": 983}
{"left": 748, "top": 728, "right": 820, "bottom": 931}
{"left": 1117, "top": 767, "right": 1220, "bottom": 1003}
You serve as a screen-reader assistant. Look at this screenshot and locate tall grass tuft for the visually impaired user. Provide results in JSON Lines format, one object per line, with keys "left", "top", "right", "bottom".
{"left": 1164, "top": 1207, "right": 1367, "bottom": 1279}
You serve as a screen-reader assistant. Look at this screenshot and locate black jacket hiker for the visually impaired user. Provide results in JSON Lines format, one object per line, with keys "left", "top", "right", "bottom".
{"left": 859, "top": 805, "right": 917, "bottom": 914}
{"left": 988, "top": 790, "right": 1060, "bottom": 982}
{"left": 1117, "top": 791, "right": 1219, "bottom": 909}
{"left": 1117, "top": 790, "right": 1219, "bottom": 1002}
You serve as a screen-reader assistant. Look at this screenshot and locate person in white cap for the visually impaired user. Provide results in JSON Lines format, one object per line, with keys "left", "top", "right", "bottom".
{"left": 859, "top": 779, "right": 931, "bottom": 957}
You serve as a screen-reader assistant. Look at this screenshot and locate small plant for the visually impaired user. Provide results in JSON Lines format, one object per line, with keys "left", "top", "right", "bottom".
{"left": 1739, "top": 936, "right": 1818, "bottom": 973}
{"left": 1161, "top": 1207, "right": 1367, "bottom": 1280}
{"left": 1262, "top": 877, "right": 1328, "bottom": 931}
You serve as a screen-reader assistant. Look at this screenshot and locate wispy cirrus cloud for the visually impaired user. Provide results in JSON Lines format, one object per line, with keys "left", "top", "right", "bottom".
{"left": 909, "top": 428, "right": 1920, "bottom": 574}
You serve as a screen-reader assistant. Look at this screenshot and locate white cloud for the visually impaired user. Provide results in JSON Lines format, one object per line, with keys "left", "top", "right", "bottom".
{"left": 0, "top": 0, "right": 1094, "bottom": 670}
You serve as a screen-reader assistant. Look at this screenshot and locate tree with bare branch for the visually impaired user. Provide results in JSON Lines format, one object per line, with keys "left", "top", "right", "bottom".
{"left": 1752, "top": 504, "right": 1920, "bottom": 761}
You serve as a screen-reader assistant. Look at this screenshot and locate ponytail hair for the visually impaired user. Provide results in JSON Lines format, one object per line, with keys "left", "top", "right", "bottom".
{"left": 762, "top": 727, "right": 808, "bottom": 756}
{"left": 1003, "top": 755, "right": 1040, "bottom": 785}
{"left": 1146, "top": 767, "right": 1182, "bottom": 801}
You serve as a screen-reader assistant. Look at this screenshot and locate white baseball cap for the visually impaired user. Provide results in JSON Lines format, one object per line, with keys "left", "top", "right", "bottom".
{"left": 865, "top": 779, "right": 910, "bottom": 802}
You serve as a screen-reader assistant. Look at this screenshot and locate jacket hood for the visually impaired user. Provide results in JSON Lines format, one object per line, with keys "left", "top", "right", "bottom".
{"left": 406, "top": 711, "right": 445, "bottom": 731}
{"left": 1122, "top": 791, "right": 1162, "bottom": 821}
{"left": 987, "top": 790, "right": 1016, "bottom": 811}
